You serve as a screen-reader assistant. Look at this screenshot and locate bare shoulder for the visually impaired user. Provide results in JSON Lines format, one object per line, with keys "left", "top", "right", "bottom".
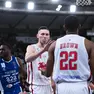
{"left": 26, "top": 44, "right": 34, "bottom": 50}
{"left": 85, "top": 39, "right": 94, "bottom": 56}
{"left": 85, "top": 39, "right": 94, "bottom": 48}
{"left": 26, "top": 44, "right": 35, "bottom": 52}
{"left": 16, "top": 57, "right": 20, "bottom": 61}
{"left": 16, "top": 57, "right": 23, "bottom": 66}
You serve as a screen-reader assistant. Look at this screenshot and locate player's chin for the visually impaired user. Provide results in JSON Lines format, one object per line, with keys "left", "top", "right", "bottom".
{"left": 45, "top": 39, "right": 50, "bottom": 43}
{"left": 42, "top": 40, "right": 47, "bottom": 44}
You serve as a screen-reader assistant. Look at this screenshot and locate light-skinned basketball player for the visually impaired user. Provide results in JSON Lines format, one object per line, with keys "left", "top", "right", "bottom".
{"left": 45, "top": 15, "right": 94, "bottom": 94}
{"left": 25, "top": 26, "right": 55, "bottom": 94}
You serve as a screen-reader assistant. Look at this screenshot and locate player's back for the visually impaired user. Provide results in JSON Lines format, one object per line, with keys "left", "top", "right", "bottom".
{"left": 53, "top": 34, "right": 90, "bottom": 83}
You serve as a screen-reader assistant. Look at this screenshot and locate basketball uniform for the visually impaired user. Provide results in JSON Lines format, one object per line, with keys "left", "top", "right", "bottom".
{"left": 28, "top": 44, "right": 52, "bottom": 94}
{"left": 26, "top": 62, "right": 32, "bottom": 92}
{"left": 0, "top": 56, "right": 22, "bottom": 94}
{"left": 53, "top": 34, "right": 91, "bottom": 94}
{"left": 0, "top": 81, "right": 4, "bottom": 94}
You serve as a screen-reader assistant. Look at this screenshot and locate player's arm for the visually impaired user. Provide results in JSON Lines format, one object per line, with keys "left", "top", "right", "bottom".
{"left": 25, "top": 40, "right": 54, "bottom": 63}
{"left": 86, "top": 39, "right": 94, "bottom": 84}
{"left": 17, "top": 57, "right": 27, "bottom": 79}
{"left": 25, "top": 44, "right": 48, "bottom": 63}
{"left": 25, "top": 45, "right": 45, "bottom": 62}
{"left": 51, "top": 77, "right": 56, "bottom": 94}
{"left": 46, "top": 41, "right": 56, "bottom": 77}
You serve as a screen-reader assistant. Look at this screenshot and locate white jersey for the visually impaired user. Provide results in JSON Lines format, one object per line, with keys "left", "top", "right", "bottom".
{"left": 53, "top": 34, "right": 91, "bottom": 83}
{"left": 26, "top": 62, "right": 33, "bottom": 92}
{"left": 30, "top": 44, "right": 50, "bottom": 85}
{"left": 26, "top": 62, "right": 32, "bottom": 84}
{"left": 0, "top": 81, "right": 3, "bottom": 94}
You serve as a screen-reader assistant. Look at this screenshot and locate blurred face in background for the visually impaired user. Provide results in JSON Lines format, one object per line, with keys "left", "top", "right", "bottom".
{"left": 37, "top": 29, "right": 50, "bottom": 45}
{"left": 0, "top": 45, "right": 11, "bottom": 58}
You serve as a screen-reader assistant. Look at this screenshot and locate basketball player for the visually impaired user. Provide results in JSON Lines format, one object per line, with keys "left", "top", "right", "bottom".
{"left": 0, "top": 41, "right": 26, "bottom": 94}
{"left": 45, "top": 15, "right": 94, "bottom": 94}
{"left": 25, "top": 26, "right": 55, "bottom": 94}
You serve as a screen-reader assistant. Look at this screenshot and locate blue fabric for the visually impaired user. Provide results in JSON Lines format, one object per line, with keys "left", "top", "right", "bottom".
{"left": 0, "top": 56, "right": 22, "bottom": 94}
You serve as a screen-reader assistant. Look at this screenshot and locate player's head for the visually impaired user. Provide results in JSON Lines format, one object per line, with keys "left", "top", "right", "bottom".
{"left": 0, "top": 41, "right": 11, "bottom": 58}
{"left": 37, "top": 26, "right": 50, "bottom": 44}
{"left": 64, "top": 15, "right": 80, "bottom": 33}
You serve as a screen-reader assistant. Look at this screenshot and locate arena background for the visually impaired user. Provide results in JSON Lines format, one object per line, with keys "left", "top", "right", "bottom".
{"left": 0, "top": 0, "right": 93, "bottom": 57}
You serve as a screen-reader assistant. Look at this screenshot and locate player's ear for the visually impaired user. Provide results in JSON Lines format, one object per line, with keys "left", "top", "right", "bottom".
{"left": 63, "top": 25, "right": 67, "bottom": 31}
{"left": 36, "top": 34, "right": 38, "bottom": 38}
{"left": 78, "top": 24, "right": 81, "bottom": 29}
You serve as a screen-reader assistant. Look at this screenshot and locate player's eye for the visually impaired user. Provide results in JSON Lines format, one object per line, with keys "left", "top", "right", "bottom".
{"left": 41, "top": 33, "right": 45, "bottom": 35}
{"left": 46, "top": 34, "right": 49, "bottom": 36}
{"left": 0, "top": 49, "right": 4, "bottom": 51}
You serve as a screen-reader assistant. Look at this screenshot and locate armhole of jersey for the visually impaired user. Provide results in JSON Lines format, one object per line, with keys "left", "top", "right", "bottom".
{"left": 15, "top": 57, "right": 20, "bottom": 67}
{"left": 54, "top": 39, "right": 60, "bottom": 58}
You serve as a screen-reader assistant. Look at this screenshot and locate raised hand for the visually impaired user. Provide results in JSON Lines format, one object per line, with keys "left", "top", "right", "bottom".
{"left": 43, "top": 40, "right": 54, "bottom": 51}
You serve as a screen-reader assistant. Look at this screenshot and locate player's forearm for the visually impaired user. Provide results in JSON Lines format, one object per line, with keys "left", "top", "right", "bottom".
{"left": 25, "top": 49, "right": 45, "bottom": 62}
{"left": 20, "top": 67, "right": 27, "bottom": 80}
{"left": 91, "top": 75, "right": 94, "bottom": 84}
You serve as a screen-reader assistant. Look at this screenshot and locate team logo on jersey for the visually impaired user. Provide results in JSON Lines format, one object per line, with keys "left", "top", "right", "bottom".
{"left": 1, "top": 63, "right": 6, "bottom": 71}
{"left": 38, "top": 62, "right": 47, "bottom": 71}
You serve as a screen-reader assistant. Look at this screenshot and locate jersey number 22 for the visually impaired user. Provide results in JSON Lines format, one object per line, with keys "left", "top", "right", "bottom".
{"left": 60, "top": 51, "right": 77, "bottom": 70}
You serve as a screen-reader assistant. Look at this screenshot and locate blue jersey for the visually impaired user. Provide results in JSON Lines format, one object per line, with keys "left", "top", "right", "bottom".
{"left": 0, "top": 56, "right": 22, "bottom": 94}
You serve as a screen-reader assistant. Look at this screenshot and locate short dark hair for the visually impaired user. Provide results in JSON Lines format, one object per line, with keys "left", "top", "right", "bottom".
{"left": 38, "top": 26, "right": 49, "bottom": 31}
{"left": 64, "top": 15, "right": 79, "bottom": 31}
{"left": 0, "top": 40, "right": 11, "bottom": 50}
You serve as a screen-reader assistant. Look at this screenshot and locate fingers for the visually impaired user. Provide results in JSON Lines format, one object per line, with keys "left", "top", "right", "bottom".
{"left": 47, "top": 40, "right": 55, "bottom": 46}
{"left": 44, "top": 40, "right": 55, "bottom": 51}
{"left": 89, "top": 83, "right": 94, "bottom": 90}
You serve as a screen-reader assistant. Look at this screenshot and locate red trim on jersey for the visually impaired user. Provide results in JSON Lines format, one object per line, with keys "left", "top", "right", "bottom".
{"left": 31, "top": 62, "right": 33, "bottom": 94}
{"left": 27, "top": 63, "right": 30, "bottom": 82}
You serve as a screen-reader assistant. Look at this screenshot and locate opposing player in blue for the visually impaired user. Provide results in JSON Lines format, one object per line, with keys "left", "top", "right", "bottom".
{"left": 0, "top": 41, "right": 26, "bottom": 94}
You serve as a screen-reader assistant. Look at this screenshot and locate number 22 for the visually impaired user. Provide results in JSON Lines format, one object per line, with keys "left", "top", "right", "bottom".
{"left": 60, "top": 51, "right": 77, "bottom": 70}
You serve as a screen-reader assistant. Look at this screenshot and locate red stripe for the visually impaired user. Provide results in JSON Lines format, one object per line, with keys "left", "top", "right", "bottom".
{"left": 27, "top": 63, "right": 31, "bottom": 82}
{"left": 31, "top": 62, "right": 33, "bottom": 94}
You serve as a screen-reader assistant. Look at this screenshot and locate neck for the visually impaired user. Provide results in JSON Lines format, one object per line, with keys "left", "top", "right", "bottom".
{"left": 37, "top": 42, "right": 45, "bottom": 48}
{"left": 3, "top": 54, "right": 11, "bottom": 61}
{"left": 66, "top": 29, "right": 78, "bottom": 34}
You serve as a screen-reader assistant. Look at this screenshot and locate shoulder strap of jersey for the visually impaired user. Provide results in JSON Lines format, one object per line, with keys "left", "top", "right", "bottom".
{"left": 32, "top": 44, "right": 40, "bottom": 52}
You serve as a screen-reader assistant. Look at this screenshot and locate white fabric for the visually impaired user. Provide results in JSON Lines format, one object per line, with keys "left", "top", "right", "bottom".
{"left": 26, "top": 63, "right": 32, "bottom": 84}
{"left": 0, "top": 81, "right": 3, "bottom": 94}
{"left": 56, "top": 82, "right": 91, "bottom": 94}
{"left": 32, "top": 85, "right": 53, "bottom": 94}
{"left": 29, "top": 44, "right": 50, "bottom": 85}
{"left": 53, "top": 34, "right": 90, "bottom": 83}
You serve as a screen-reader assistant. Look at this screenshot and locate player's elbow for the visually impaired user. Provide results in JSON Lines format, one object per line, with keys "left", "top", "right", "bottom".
{"left": 25, "top": 57, "right": 30, "bottom": 63}
{"left": 46, "top": 72, "right": 51, "bottom": 77}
